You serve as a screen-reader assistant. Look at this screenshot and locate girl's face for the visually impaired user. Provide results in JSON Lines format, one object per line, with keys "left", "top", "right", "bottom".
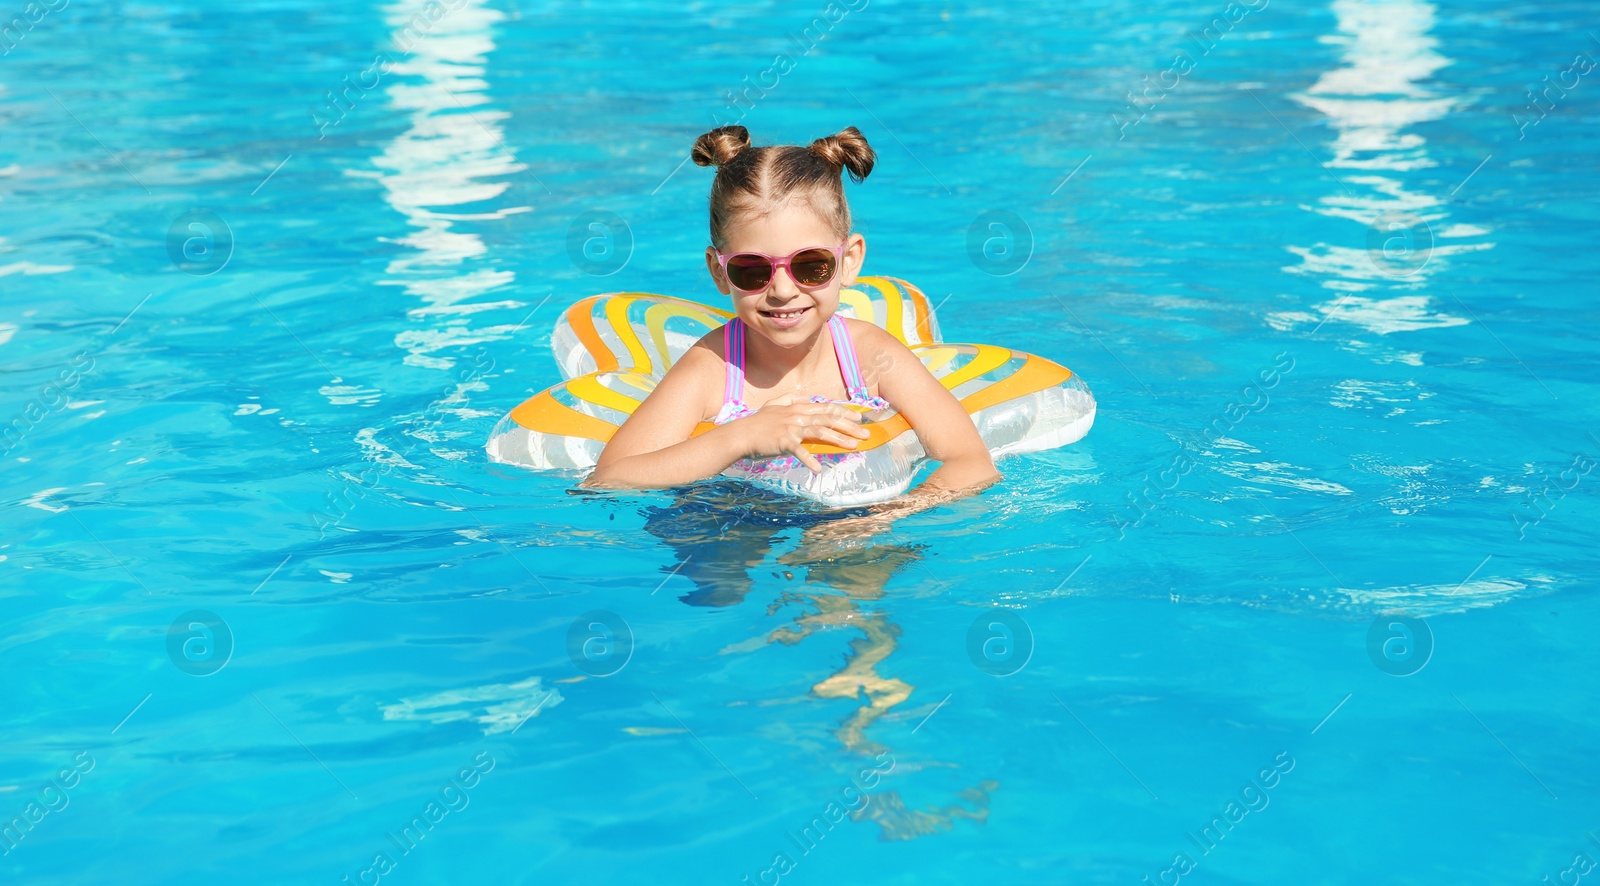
{"left": 705, "top": 200, "right": 866, "bottom": 347}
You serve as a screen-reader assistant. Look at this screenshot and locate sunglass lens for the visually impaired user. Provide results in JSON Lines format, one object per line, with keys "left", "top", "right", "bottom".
{"left": 791, "top": 249, "right": 837, "bottom": 287}
{"left": 726, "top": 254, "right": 772, "bottom": 291}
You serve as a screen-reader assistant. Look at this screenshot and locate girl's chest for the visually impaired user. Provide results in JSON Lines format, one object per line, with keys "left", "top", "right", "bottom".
{"left": 745, "top": 372, "right": 851, "bottom": 407}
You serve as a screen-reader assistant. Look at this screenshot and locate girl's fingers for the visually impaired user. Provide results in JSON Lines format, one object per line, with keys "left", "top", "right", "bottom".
{"left": 792, "top": 428, "right": 861, "bottom": 452}
{"left": 804, "top": 429, "right": 846, "bottom": 449}
{"left": 816, "top": 415, "right": 867, "bottom": 438}
{"left": 832, "top": 417, "right": 870, "bottom": 437}
{"left": 802, "top": 403, "right": 863, "bottom": 421}
{"left": 791, "top": 445, "right": 824, "bottom": 474}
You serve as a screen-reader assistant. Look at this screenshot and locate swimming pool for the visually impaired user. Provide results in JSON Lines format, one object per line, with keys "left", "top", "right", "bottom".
{"left": 3, "top": 0, "right": 1597, "bottom": 882}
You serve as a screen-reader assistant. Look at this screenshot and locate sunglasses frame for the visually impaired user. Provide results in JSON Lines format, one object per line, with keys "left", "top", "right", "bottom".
{"left": 713, "top": 242, "right": 849, "bottom": 294}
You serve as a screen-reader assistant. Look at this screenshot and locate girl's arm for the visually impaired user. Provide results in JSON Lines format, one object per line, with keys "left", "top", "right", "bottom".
{"left": 866, "top": 321, "right": 1003, "bottom": 510}
{"left": 581, "top": 343, "right": 747, "bottom": 489}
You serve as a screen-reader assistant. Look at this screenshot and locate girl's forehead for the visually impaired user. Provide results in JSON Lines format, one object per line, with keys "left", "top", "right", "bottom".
{"left": 722, "top": 200, "right": 838, "bottom": 252}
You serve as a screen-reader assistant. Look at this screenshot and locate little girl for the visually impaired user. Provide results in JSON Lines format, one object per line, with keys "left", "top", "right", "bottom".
{"left": 583, "top": 125, "right": 1000, "bottom": 508}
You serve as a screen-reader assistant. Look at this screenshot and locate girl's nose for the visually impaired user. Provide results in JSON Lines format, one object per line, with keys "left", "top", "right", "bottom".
{"left": 767, "top": 265, "right": 803, "bottom": 297}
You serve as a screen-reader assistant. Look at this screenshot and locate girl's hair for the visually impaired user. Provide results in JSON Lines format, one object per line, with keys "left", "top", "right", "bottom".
{"left": 691, "top": 125, "right": 875, "bottom": 250}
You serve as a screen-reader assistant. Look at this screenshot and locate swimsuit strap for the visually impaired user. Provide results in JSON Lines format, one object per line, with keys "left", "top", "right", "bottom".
{"left": 722, "top": 316, "right": 746, "bottom": 407}
{"left": 828, "top": 313, "right": 871, "bottom": 399}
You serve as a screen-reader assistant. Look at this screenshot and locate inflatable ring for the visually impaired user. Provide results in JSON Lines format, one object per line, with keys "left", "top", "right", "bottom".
{"left": 486, "top": 276, "right": 1096, "bottom": 507}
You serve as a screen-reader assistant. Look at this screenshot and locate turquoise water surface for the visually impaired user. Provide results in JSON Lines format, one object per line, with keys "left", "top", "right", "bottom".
{"left": 3, "top": 1, "right": 1598, "bottom": 883}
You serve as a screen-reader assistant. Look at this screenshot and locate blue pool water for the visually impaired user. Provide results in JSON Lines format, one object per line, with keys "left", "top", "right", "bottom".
{"left": 4, "top": 1, "right": 1598, "bottom": 883}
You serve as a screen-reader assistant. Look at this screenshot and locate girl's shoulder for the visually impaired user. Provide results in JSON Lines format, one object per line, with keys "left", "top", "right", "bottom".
{"left": 635, "top": 326, "right": 726, "bottom": 393}
{"left": 692, "top": 324, "right": 730, "bottom": 363}
{"left": 667, "top": 327, "right": 731, "bottom": 419}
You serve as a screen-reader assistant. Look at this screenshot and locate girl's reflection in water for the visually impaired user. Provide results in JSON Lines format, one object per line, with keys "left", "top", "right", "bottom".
{"left": 639, "top": 481, "right": 998, "bottom": 841}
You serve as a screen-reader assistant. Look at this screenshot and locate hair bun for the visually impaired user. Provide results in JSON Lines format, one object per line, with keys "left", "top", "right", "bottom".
{"left": 692, "top": 126, "right": 751, "bottom": 168}
{"left": 807, "top": 126, "right": 875, "bottom": 183}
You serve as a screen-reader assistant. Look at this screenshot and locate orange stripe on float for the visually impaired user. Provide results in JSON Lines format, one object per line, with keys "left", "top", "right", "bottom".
{"left": 565, "top": 295, "right": 617, "bottom": 374}
{"left": 508, "top": 389, "right": 619, "bottom": 442}
{"left": 886, "top": 276, "right": 934, "bottom": 345}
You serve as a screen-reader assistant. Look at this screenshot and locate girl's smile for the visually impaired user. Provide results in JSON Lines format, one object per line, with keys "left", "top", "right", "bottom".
{"left": 758, "top": 304, "right": 813, "bottom": 329}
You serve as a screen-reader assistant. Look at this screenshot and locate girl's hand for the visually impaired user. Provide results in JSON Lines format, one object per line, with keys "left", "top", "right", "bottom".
{"left": 735, "top": 395, "right": 871, "bottom": 473}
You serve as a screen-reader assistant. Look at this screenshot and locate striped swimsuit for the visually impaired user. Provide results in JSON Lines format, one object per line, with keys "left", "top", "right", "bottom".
{"left": 712, "top": 313, "right": 890, "bottom": 474}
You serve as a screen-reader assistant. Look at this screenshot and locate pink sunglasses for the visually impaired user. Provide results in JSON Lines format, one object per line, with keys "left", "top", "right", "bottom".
{"left": 713, "top": 242, "right": 847, "bottom": 294}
